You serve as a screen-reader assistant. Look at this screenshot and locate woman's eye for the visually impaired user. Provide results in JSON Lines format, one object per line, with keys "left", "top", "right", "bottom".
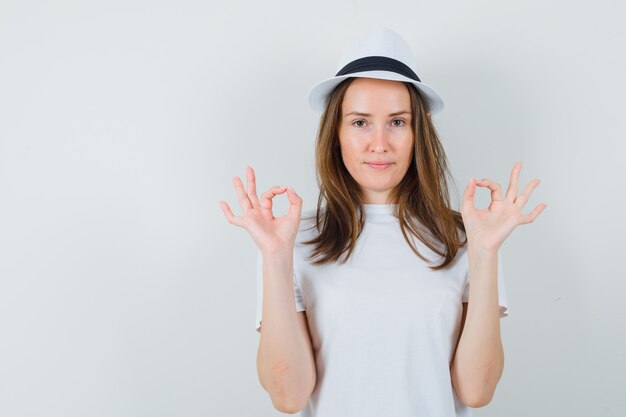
{"left": 392, "top": 119, "right": 406, "bottom": 127}
{"left": 352, "top": 120, "right": 366, "bottom": 127}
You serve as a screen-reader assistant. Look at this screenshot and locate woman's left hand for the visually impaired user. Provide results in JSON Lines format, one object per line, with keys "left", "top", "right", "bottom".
{"left": 461, "top": 161, "right": 547, "bottom": 251}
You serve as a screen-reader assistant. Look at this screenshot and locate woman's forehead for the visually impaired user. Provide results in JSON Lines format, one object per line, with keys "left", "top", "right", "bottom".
{"left": 342, "top": 79, "right": 411, "bottom": 114}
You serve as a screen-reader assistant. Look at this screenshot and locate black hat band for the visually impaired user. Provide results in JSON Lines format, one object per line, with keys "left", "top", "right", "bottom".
{"left": 335, "top": 56, "right": 421, "bottom": 82}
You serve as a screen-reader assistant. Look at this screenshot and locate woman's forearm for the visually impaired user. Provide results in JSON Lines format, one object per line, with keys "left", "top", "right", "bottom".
{"left": 450, "top": 246, "right": 504, "bottom": 407}
{"left": 256, "top": 249, "right": 316, "bottom": 413}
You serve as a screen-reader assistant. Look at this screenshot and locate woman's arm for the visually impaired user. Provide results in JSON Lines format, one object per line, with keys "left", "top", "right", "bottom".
{"left": 256, "top": 248, "right": 316, "bottom": 413}
{"left": 450, "top": 247, "right": 504, "bottom": 408}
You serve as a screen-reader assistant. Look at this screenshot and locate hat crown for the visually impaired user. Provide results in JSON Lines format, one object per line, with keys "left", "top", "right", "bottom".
{"left": 306, "top": 27, "right": 445, "bottom": 115}
{"left": 336, "top": 28, "right": 418, "bottom": 75}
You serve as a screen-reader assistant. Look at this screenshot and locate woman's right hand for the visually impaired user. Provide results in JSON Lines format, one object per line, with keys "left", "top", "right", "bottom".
{"left": 219, "top": 165, "right": 302, "bottom": 256}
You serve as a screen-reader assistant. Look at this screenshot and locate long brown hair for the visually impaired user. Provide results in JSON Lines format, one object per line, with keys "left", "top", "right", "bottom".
{"left": 302, "top": 77, "right": 467, "bottom": 271}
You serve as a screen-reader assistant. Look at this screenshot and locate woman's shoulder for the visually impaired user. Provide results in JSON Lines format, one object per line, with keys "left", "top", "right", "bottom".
{"left": 301, "top": 207, "right": 318, "bottom": 220}
{"left": 298, "top": 208, "right": 319, "bottom": 232}
{"left": 293, "top": 208, "right": 320, "bottom": 242}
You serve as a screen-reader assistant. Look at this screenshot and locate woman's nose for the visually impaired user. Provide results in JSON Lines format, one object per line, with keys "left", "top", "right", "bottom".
{"left": 369, "top": 126, "right": 389, "bottom": 151}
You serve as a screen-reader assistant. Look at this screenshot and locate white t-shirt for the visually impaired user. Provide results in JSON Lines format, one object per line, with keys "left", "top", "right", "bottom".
{"left": 255, "top": 203, "right": 509, "bottom": 417}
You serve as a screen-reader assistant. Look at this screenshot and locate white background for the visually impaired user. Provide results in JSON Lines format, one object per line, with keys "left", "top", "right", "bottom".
{"left": 0, "top": 0, "right": 624, "bottom": 416}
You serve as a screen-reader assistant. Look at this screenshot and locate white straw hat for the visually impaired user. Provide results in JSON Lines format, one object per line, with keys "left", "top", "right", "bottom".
{"left": 307, "top": 27, "right": 445, "bottom": 115}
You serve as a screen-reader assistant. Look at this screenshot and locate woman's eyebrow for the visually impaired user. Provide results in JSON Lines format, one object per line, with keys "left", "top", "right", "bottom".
{"left": 344, "top": 110, "right": 411, "bottom": 117}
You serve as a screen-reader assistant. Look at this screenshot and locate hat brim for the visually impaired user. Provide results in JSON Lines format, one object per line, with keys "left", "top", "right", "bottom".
{"left": 306, "top": 70, "right": 445, "bottom": 115}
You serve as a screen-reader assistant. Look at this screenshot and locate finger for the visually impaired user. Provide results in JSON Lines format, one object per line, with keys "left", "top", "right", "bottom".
{"left": 462, "top": 176, "right": 478, "bottom": 212}
{"left": 233, "top": 175, "right": 252, "bottom": 212}
{"left": 475, "top": 178, "right": 503, "bottom": 201}
{"left": 260, "top": 185, "right": 288, "bottom": 212}
{"left": 505, "top": 162, "right": 522, "bottom": 203}
{"left": 514, "top": 179, "right": 541, "bottom": 208}
{"left": 521, "top": 203, "right": 547, "bottom": 224}
{"left": 286, "top": 186, "right": 302, "bottom": 220}
{"left": 246, "top": 165, "right": 261, "bottom": 208}
{"left": 219, "top": 200, "right": 244, "bottom": 227}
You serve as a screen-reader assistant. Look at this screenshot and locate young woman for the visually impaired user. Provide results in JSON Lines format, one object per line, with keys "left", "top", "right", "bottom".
{"left": 219, "top": 28, "right": 546, "bottom": 417}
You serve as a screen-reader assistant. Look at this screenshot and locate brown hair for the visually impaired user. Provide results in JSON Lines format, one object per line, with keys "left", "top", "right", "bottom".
{"left": 302, "top": 77, "right": 467, "bottom": 271}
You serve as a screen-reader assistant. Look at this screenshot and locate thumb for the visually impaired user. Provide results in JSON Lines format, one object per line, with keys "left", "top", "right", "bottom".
{"left": 286, "top": 186, "right": 302, "bottom": 220}
{"left": 462, "top": 176, "right": 477, "bottom": 213}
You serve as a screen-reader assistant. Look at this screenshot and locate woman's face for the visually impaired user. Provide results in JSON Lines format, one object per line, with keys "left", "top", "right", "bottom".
{"left": 338, "top": 77, "right": 414, "bottom": 204}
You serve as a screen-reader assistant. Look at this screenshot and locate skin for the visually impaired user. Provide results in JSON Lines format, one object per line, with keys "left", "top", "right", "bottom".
{"left": 338, "top": 77, "right": 415, "bottom": 204}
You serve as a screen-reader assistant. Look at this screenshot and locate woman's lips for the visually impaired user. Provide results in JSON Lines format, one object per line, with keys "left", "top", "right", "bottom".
{"left": 366, "top": 162, "right": 393, "bottom": 170}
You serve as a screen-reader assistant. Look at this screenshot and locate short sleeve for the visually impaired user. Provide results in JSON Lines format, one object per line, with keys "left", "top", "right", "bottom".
{"left": 255, "top": 249, "right": 307, "bottom": 333}
{"left": 461, "top": 249, "right": 509, "bottom": 318}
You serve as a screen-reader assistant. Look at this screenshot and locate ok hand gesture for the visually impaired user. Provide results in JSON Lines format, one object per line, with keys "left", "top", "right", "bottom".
{"left": 461, "top": 162, "right": 547, "bottom": 251}
{"left": 219, "top": 165, "right": 302, "bottom": 256}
